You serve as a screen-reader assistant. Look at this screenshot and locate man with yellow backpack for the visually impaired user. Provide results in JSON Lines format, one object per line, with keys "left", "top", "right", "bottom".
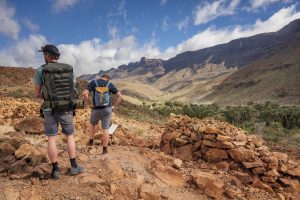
{"left": 83, "top": 74, "right": 122, "bottom": 159}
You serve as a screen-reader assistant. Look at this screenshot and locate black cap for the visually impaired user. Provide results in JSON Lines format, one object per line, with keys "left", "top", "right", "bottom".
{"left": 38, "top": 44, "right": 60, "bottom": 56}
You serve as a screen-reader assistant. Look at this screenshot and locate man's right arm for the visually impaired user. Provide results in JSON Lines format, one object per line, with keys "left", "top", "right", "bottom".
{"left": 34, "top": 84, "right": 42, "bottom": 98}
{"left": 82, "top": 89, "right": 91, "bottom": 105}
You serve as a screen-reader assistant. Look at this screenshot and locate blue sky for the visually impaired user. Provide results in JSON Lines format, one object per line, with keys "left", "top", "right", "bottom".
{"left": 0, "top": 0, "right": 300, "bottom": 75}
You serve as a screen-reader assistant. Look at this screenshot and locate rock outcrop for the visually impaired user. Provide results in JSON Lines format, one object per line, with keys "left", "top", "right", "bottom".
{"left": 160, "top": 114, "right": 300, "bottom": 198}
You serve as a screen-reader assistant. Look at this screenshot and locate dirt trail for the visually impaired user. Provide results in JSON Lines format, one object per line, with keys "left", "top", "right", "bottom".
{"left": 0, "top": 97, "right": 299, "bottom": 200}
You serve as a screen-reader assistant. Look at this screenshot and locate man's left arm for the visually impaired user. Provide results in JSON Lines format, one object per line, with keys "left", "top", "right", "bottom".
{"left": 33, "top": 68, "right": 43, "bottom": 99}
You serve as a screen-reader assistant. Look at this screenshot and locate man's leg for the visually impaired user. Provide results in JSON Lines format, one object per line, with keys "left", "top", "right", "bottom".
{"left": 48, "top": 135, "right": 59, "bottom": 178}
{"left": 60, "top": 111, "right": 84, "bottom": 175}
{"left": 88, "top": 109, "right": 101, "bottom": 146}
{"left": 66, "top": 134, "right": 76, "bottom": 159}
{"left": 48, "top": 135, "right": 58, "bottom": 162}
{"left": 44, "top": 111, "right": 60, "bottom": 179}
{"left": 101, "top": 107, "right": 112, "bottom": 155}
{"left": 102, "top": 129, "right": 109, "bottom": 154}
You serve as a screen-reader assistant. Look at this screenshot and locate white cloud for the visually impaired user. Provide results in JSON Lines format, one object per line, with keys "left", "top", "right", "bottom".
{"left": 52, "top": 0, "right": 79, "bottom": 13}
{"left": 58, "top": 36, "right": 161, "bottom": 76}
{"left": 194, "top": 0, "right": 240, "bottom": 25}
{"left": 160, "top": 0, "right": 167, "bottom": 6}
{"left": 250, "top": 0, "right": 279, "bottom": 9}
{"left": 177, "top": 16, "right": 189, "bottom": 31}
{"left": 164, "top": 5, "right": 300, "bottom": 58}
{"left": 1, "top": 5, "right": 300, "bottom": 76}
{"left": 0, "top": 0, "right": 20, "bottom": 39}
{"left": 0, "top": 34, "right": 47, "bottom": 67}
{"left": 162, "top": 15, "right": 169, "bottom": 31}
{"left": 21, "top": 18, "right": 39, "bottom": 32}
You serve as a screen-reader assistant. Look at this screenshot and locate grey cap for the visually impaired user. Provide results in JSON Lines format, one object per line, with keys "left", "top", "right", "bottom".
{"left": 38, "top": 44, "right": 60, "bottom": 56}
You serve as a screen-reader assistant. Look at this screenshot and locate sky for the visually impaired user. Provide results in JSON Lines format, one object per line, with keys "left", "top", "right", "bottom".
{"left": 0, "top": 0, "right": 300, "bottom": 76}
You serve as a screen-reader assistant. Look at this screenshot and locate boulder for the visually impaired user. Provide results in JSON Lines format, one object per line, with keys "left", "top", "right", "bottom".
{"left": 204, "top": 134, "right": 216, "bottom": 140}
{"left": 279, "top": 178, "right": 300, "bottom": 190}
{"left": 261, "top": 176, "right": 277, "bottom": 183}
{"left": 174, "top": 138, "right": 189, "bottom": 147}
{"left": 198, "top": 124, "right": 207, "bottom": 133}
{"left": 0, "top": 142, "right": 16, "bottom": 156}
{"left": 0, "top": 136, "right": 23, "bottom": 149}
{"left": 139, "top": 184, "right": 161, "bottom": 200}
{"left": 172, "top": 144, "right": 193, "bottom": 161}
{"left": 14, "top": 116, "right": 44, "bottom": 134}
{"left": 216, "top": 135, "right": 232, "bottom": 142}
{"left": 227, "top": 148, "right": 256, "bottom": 162}
{"left": 252, "top": 167, "right": 266, "bottom": 175}
{"left": 262, "top": 156, "right": 278, "bottom": 170}
{"left": 15, "top": 144, "right": 39, "bottom": 159}
{"left": 205, "top": 148, "right": 228, "bottom": 160}
{"left": 101, "top": 159, "right": 125, "bottom": 181}
{"left": 287, "top": 165, "right": 300, "bottom": 177}
{"left": 230, "top": 171, "right": 252, "bottom": 184}
{"left": 248, "top": 135, "right": 263, "bottom": 147}
{"left": 205, "top": 127, "right": 220, "bottom": 134}
{"left": 242, "top": 161, "right": 265, "bottom": 169}
{"left": 153, "top": 165, "right": 186, "bottom": 187}
{"left": 192, "top": 172, "right": 224, "bottom": 199}
{"left": 0, "top": 125, "right": 15, "bottom": 135}
{"left": 77, "top": 173, "right": 105, "bottom": 186}
{"left": 190, "top": 132, "right": 201, "bottom": 142}
{"left": 232, "top": 141, "right": 246, "bottom": 146}
{"left": 163, "top": 131, "right": 182, "bottom": 142}
{"left": 272, "top": 152, "right": 288, "bottom": 163}
{"left": 279, "top": 164, "right": 289, "bottom": 173}
{"left": 252, "top": 177, "right": 273, "bottom": 193}
{"left": 215, "top": 162, "right": 230, "bottom": 171}
{"left": 235, "top": 131, "right": 247, "bottom": 142}
{"left": 33, "top": 163, "right": 51, "bottom": 179}
{"left": 264, "top": 169, "right": 280, "bottom": 177}
{"left": 173, "top": 158, "right": 183, "bottom": 169}
{"left": 203, "top": 140, "right": 234, "bottom": 149}
{"left": 192, "top": 140, "right": 202, "bottom": 152}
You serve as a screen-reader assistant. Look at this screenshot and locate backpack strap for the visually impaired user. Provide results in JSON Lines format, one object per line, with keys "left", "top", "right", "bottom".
{"left": 106, "top": 82, "right": 110, "bottom": 87}
{"left": 94, "top": 79, "right": 99, "bottom": 87}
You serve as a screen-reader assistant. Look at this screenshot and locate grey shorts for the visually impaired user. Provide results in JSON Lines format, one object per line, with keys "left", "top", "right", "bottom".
{"left": 90, "top": 107, "right": 112, "bottom": 129}
{"left": 43, "top": 111, "right": 74, "bottom": 136}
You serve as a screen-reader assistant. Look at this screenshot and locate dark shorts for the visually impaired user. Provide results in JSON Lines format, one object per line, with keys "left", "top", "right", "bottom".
{"left": 90, "top": 107, "right": 112, "bottom": 129}
{"left": 43, "top": 111, "right": 74, "bottom": 136}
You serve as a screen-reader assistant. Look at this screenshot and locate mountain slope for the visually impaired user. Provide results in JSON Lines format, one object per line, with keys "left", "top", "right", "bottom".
{"left": 203, "top": 42, "right": 300, "bottom": 105}
{"left": 78, "top": 19, "right": 300, "bottom": 105}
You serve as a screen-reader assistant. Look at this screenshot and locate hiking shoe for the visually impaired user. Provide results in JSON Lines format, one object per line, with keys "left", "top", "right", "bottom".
{"left": 51, "top": 170, "right": 60, "bottom": 179}
{"left": 70, "top": 165, "right": 84, "bottom": 176}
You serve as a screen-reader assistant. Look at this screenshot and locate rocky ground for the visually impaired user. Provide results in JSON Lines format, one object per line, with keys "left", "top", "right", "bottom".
{"left": 0, "top": 97, "right": 299, "bottom": 200}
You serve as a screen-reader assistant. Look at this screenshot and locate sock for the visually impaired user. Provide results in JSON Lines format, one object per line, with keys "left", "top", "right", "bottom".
{"left": 51, "top": 162, "right": 59, "bottom": 172}
{"left": 88, "top": 139, "right": 94, "bottom": 145}
{"left": 70, "top": 158, "right": 78, "bottom": 168}
{"left": 103, "top": 147, "right": 108, "bottom": 154}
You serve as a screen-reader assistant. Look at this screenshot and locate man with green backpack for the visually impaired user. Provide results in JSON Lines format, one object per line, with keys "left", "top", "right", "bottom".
{"left": 83, "top": 74, "right": 122, "bottom": 159}
{"left": 34, "top": 44, "right": 84, "bottom": 179}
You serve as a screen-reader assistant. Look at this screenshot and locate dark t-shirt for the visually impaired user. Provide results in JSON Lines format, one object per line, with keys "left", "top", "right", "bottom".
{"left": 86, "top": 79, "right": 118, "bottom": 109}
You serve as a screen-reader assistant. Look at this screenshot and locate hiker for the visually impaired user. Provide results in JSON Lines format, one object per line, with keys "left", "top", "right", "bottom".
{"left": 34, "top": 44, "right": 84, "bottom": 179}
{"left": 82, "top": 74, "right": 122, "bottom": 158}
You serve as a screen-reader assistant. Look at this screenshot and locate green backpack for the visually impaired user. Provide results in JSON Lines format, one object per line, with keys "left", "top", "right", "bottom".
{"left": 41, "top": 63, "right": 75, "bottom": 112}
